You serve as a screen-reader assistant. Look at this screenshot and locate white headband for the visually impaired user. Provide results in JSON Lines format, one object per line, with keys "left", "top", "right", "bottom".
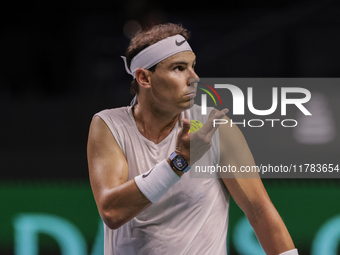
{"left": 121, "top": 34, "right": 192, "bottom": 78}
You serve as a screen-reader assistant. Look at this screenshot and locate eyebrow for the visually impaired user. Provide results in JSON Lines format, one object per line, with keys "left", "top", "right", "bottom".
{"left": 170, "top": 58, "right": 197, "bottom": 67}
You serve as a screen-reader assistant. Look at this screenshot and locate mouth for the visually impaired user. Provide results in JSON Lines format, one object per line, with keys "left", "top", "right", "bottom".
{"left": 184, "top": 92, "right": 196, "bottom": 99}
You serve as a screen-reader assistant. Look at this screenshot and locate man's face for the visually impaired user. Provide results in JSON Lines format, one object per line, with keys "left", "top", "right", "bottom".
{"left": 148, "top": 51, "right": 199, "bottom": 113}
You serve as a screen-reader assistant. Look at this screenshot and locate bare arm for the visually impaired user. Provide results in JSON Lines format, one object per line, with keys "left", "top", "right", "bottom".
{"left": 87, "top": 115, "right": 189, "bottom": 229}
{"left": 87, "top": 116, "right": 152, "bottom": 229}
{"left": 219, "top": 116, "right": 295, "bottom": 255}
{"left": 88, "top": 109, "right": 228, "bottom": 229}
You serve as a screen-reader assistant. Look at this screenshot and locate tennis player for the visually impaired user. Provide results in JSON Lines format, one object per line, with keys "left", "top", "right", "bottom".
{"left": 87, "top": 23, "right": 298, "bottom": 255}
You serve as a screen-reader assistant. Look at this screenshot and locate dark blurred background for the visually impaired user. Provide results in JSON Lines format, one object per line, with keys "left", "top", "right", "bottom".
{"left": 1, "top": 0, "right": 340, "bottom": 254}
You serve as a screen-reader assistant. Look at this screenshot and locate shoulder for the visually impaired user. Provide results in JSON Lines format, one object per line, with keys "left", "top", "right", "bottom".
{"left": 218, "top": 115, "right": 254, "bottom": 167}
{"left": 94, "top": 106, "right": 133, "bottom": 128}
{"left": 219, "top": 115, "right": 247, "bottom": 146}
{"left": 95, "top": 106, "right": 130, "bottom": 120}
{"left": 89, "top": 107, "right": 129, "bottom": 155}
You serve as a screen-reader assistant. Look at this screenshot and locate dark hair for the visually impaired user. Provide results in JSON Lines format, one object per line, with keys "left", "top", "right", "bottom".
{"left": 125, "top": 23, "right": 190, "bottom": 95}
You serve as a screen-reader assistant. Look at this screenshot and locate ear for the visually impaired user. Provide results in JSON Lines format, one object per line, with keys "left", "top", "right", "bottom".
{"left": 135, "top": 68, "right": 152, "bottom": 89}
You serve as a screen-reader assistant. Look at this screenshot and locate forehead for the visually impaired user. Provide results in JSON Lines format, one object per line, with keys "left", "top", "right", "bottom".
{"left": 158, "top": 51, "right": 196, "bottom": 66}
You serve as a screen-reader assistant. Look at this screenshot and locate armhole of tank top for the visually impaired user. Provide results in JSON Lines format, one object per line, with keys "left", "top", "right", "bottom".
{"left": 94, "top": 112, "right": 124, "bottom": 153}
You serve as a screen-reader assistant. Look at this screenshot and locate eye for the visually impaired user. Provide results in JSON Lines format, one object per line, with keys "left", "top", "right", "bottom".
{"left": 174, "top": 65, "right": 185, "bottom": 71}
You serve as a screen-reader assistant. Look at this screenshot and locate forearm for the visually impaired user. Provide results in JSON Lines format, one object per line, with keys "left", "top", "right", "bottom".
{"left": 247, "top": 204, "right": 295, "bottom": 255}
{"left": 100, "top": 179, "right": 152, "bottom": 229}
{"left": 99, "top": 158, "right": 181, "bottom": 229}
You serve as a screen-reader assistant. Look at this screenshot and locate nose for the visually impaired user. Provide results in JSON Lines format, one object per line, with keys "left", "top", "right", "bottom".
{"left": 187, "top": 70, "right": 200, "bottom": 86}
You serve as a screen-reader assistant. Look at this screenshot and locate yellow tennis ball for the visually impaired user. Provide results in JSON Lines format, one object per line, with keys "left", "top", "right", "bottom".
{"left": 189, "top": 120, "right": 203, "bottom": 133}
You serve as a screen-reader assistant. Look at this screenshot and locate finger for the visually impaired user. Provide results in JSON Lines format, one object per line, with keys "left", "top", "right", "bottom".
{"left": 210, "top": 108, "right": 229, "bottom": 124}
{"left": 200, "top": 109, "right": 219, "bottom": 133}
{"left": 208, "top": 108, "right": 218, "bottom": 119}
{"left": 205, "top": 109, "right": 229, "bottom": 137}
{"left": 200, "top": 108, "right": 229, "bottom": 134}
{"left": 208, "top": 108, "right": 229, "bottom": 119}
{"left": 198, "top": 111, "right": 228, "bottom": 143}
{"left": 178, "top": 118, "right": 191, "bottom": 137}
{"left": 220, "top": 108, "right": 230, "bottom": 116}
{"left": 211, "top": 109, "right": 229, "bottom": 129}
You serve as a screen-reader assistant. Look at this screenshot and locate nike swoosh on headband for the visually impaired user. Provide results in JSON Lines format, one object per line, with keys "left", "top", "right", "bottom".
{"left": 122, "top": 34, "right": 192, "bottom": 78}
{"left": 142, "top": 167, "right": 155, "bottom": 178}
{"left": 175, "top": 39, "right": 186, "bottom": 46}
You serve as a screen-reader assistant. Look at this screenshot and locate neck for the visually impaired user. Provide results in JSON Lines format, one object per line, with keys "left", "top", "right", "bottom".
{"left": 132, "top": 99, "right": 181, "bottom": 144}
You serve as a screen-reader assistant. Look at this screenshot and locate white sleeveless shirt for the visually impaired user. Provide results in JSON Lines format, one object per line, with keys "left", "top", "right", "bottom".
{"left": 95, "top": 105, "right": 230, "bottom": 255}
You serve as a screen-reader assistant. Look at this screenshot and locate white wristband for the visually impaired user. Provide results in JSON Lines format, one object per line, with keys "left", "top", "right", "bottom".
{"left": 279, "top": 248, "right": 298, "bottom": 255}
{"left": 134, "top": 159, "right": 181, "bottom": 203}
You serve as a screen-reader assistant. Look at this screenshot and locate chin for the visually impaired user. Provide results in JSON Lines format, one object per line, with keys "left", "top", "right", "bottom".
{"left": 188, "top": 100, "right": 195, "bottom": 109}
{"left": 180, "top": 99, "right": 194, "bottom": 111}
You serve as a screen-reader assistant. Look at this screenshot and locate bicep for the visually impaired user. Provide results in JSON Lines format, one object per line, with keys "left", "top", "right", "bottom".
{"left": 87, "top": 116, "right": 129, "bottom": 211}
